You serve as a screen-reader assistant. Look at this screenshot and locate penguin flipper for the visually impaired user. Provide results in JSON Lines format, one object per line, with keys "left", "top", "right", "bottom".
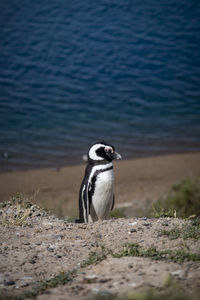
{"left": 111, "top": 194, "right": 115, "bottom": 211}
{"left": 88, "top": 183, "right": 92, "bottom": 215}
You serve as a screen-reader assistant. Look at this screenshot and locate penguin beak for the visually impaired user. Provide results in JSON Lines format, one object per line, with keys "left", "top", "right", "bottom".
{"left": 114, "top": 151, "right": 122, "bottom": 160}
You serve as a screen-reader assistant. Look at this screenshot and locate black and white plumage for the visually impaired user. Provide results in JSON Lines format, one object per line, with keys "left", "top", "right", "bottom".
{"left": 77, "top": 142, "right": 122, "bottom": 223}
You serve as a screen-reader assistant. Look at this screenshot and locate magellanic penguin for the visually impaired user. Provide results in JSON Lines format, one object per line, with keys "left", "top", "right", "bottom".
{"left": 77, "top": 142, "right": 122, "bottom": 223}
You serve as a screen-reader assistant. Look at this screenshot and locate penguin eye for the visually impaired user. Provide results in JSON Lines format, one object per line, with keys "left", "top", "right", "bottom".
{"left": 105, "top": 148, "right": 112, "bottom": 153}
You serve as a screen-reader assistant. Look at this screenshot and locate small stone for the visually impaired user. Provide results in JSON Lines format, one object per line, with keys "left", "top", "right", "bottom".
{"left": 23, "top": 241, "right": 31, "bottom": 246}
{"left": 29, "top": 259, "right": 36, "bottom": 264}
{"left": 99, "top": 278, "right": 110, "bottom": 283}
{"left": 161, "top": 221, "right": 169, "bottom": 226}
{"left": 142, "top": 223, "right": 150, "bottom": 227}
{"left": 137, "top": 227, "right": 144, "bottom": 231}
{"left": 171, "top": 270, "right": 185, "bottom": 279}
{"left": 130, "top": 222, "right": 137, "bottom": 226}
{"left": 128, "top": 264, "right": 133, "bottom": 269}
{"left": 141, "top": 217, "right": 147, "bottom": 221}
{"left": 4, "top": 280, "right": 15, "bottom": 286}
{"left": 20, "top": 282, "right": 29, "bottom": 287}
{"left": 53, "top": 234, "right": 63, "bottom": 241}
{"left": 129, "top": 228, "right": 137, "bottom": 233}
{"left": 47, "top": 247, "right": 54, "bottom": 252}
{"left": 35, "top": 242, "right": 42, "bottom": 246}
{"left": 83, "top": 274, "right": 98, "bottom": 283}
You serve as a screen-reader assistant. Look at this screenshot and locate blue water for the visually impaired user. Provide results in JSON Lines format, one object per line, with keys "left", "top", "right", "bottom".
{"left": 0, "top": 0, "right": 200, "bottom": 171}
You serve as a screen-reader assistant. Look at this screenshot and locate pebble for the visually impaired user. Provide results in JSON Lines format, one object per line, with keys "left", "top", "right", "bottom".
{"left": 35, "top": 241, "right": 42, "bottom": 246}
{"left": 129, "top": 228, "right": 137, "bottom": 233}
{"left": 23, "top": 241, "right": 31, "bottom": 246}
{"left": 128, "top": 264, "right": 133, "bottom": 269}
{"left": 47, "top": 247, "right": 54, "bottom": 252}
{"left": 29, "top": 259, "right": 36, "bottom": 264}
{"left": 83, "top": 274, "right": 98, "bottom": 283}
{"left": 130, "top": 222, "right": 137, "bottom": 226}
{"left": 20, "top": 282, "right": 29, "bottom": 287}
{"left": 53, "top": 234, "right": 63, "bottom": 241}
{"left": 137, "top": 227, "right": 144, "bottom": 232}
{"left": 171, "top": 270, "right": 185, "bottom": 279}
{"left": 161, "top": 221, "right": 169, "bottom": 226}
{"left": 99, "top": 278, "right": 110, "bottom": 283}
{"left": 4, "top": 280, "right": 15, "bottom": 286}
{"left": 142, "top": 223, "right": 150, "bottom": 227}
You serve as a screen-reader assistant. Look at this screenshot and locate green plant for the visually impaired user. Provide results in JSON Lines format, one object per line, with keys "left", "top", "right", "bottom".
{"left": 112, "top": 243, "right": 200, "bottom": 263}
{"left": 81, "top": 245, "right": 109, "bottom": 267}
{"left": 160, "top": 218, "right": 200, "bottom": 240}
{"left": 150, "top": 178, "right": 200, "bottom": 218}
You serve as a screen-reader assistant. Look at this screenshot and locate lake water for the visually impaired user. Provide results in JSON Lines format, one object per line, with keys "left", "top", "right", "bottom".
{"left": 0, "top": 0, "right": 200, "bottom": 171}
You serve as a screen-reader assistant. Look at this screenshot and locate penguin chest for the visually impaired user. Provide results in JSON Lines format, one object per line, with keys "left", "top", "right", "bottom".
{"left": 92, "top": 169, "right": 114, "bottom": 219}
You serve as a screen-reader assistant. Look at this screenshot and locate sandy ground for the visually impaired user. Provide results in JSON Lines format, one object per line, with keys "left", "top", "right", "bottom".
{"left": 0, "top": 152, "right": 200, "bottom": 219}
{"left": 0, "top": 152, "right": 200, "bottom": 299}
{"left": 0, "top": 203, "right": 200, "bottom": 299}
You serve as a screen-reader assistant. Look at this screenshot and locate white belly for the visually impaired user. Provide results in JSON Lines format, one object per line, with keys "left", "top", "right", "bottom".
{"left": 92, "top": 169, "right": 114, "bottom": 220}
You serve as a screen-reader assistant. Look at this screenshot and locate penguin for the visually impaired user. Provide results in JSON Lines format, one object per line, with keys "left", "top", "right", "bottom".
{"left": 76, "top": 142, "right": 122, "bottom": 223}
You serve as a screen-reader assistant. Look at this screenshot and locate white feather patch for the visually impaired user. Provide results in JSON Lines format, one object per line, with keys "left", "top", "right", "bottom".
{"left": 88, "top": 163, "right": 114, "bottom": 220}
{"left": 88, "top": 143, "right": 105, "bottom": 160}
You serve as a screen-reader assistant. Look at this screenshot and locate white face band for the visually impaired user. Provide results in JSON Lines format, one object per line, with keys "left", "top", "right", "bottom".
{"left": 88, "top": 144, "right": 105, "bottom": 160}
{"left": 88, "top": 144, "right": 113, "bottom": 160}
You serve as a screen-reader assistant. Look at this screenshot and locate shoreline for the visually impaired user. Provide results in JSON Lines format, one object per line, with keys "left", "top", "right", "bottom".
{"left": 1, "top": 149, "right": 200, "bottom": 173}
{"left": 0, "top": 152, "right": 200, "bottom": 219}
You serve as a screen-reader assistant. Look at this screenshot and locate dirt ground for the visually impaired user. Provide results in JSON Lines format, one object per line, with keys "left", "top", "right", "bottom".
{"left": 0, "top": 202, "right": 199, "bottom": 300}
{"left": 0, "top": 152, "right": 200, "bottom": 299}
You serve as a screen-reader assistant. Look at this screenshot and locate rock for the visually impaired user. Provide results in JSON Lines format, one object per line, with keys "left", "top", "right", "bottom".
{"left": 4, "top": 280, "right": 15, "bottom": 286}
{"left": 129, "top": 228, "right": 137, "bottom": 234}
{"left": 83, "top": 274, "right": 98, "bottom": 283}
{"left": 128, "top": 264, "right": 133, "bottom": 269}
{"left": 29, "top": 259, "right": 36, "bottom": 264}
{"left": 23, "top": 241, "right": 31, "bottom": 246}
{"left": 53, "top": 234, "right": 63, "bottom": 241}
{"left": 129, "top": 222, "right": 137, "bottom": 226}
{"left": 161, "top": 221, "right": 169, "bottom": 226}
{"left": 20, "top": 282, "right": 29, "bottom": 287}
{"left": 142, "top": 223, "right": 150, "bottom": 227}
{"left": 47, "top": 247, "right": 54, "bottom": 252}
{"left": 99, "top": 278, "right": 111, "bottom": 283}
{"left": 35, "top": 241, "right": 42, "bottom": 246}
{"left": 171, "top": 270, "right": 185, "bottom": 279}
{"left": 137, "top": 227, "right": 144, "bottom": 232}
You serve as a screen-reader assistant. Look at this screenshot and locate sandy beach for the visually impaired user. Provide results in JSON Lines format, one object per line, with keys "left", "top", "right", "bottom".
{"left": 0, "top": 152, "right": 200, "bottom": 219}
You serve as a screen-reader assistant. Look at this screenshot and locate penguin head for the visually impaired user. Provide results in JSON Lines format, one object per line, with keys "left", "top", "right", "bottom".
{"left": 88, "top": 141, "right": 122, "bottom": 163}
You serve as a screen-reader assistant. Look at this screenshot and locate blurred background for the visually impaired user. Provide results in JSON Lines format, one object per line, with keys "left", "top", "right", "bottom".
{"left": 0, "top": 0, "right": 200, "bottom": 171}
